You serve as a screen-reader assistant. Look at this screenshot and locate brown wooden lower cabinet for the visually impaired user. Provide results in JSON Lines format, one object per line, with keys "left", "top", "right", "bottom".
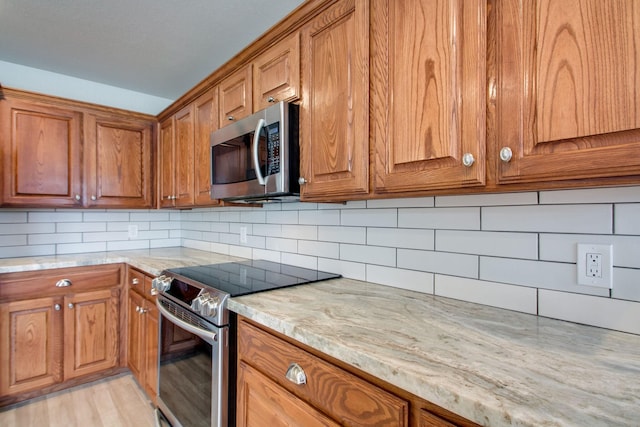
{"left": 0, "top": 264, "right": 124, "bottom": 406}
{"left": 237, "top": 316, "right": 477, "bottom": 427}
{"left": 126, "top": 266, "right": 159, "bottom": 404}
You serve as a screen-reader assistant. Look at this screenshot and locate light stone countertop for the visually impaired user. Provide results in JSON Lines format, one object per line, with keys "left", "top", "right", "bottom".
{"left": 1, "top": 248, "right": 639, "bottom": 426}
{"left": 229, "top": 278, "right": 640, "bottom": 427}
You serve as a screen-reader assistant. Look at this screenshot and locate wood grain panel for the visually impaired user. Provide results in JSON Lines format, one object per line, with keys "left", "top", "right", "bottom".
{"left": 253, "top": 32, "right": 301, "bottom": 109}
{"left": 238, "top": 319, "right": 408, "bottom": 427}
{"left": 0, "top": 297, "right": 63, "bottom": 396}
{"left": 299, "top": 0, "right": 369, "bottom": 200}
{"left": 158, "top": 116, "right": 175, "bottom": 207}
{"left": 143, "top": 302, "right": 159, "bottom": 404}
{"left": 418, "top": 409, "right": 457, "bottom": 427}
{"left": 496, "top": 0, "right": 640, "bottom": 183}
{"left": 371, "top": 0, "right": 486, "bottom": 193}
{"left": 219, "top": 65, "right": 253, "bottom": 125}
{"left": 64, "top": 289, "right": 119, "bottom": 379}
{"left": 175, "top": 104, "right": 195, "bottom": 206}
{"left": 193, "top": 88, "right": 220, "bottom": 206}
{"left": 237, "top": 361, "right": 340, "bottom": 427}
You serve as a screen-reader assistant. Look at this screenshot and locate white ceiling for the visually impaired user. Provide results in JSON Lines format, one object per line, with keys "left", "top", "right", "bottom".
{"left": 0, "top": 0, "right": 306, "bottom": 100}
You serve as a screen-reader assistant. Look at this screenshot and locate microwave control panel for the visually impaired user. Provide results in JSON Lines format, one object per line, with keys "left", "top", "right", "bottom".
{"left": 267, "top": 122, "right": 281, "bottom": 176}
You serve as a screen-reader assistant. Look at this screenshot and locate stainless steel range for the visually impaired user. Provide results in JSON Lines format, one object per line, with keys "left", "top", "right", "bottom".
{"left": 151, "top": 260, "right": 340, "bottom": 427}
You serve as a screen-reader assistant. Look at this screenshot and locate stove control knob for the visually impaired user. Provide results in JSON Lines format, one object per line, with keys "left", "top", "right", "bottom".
{"left": 152, "top": 275, "right": 172, "bottom": 293}
{"left": 191, "top": 291, "right": 211, "bottom": 312}
{"left": 201, "top": 297, "right": 220, "bottom": 317}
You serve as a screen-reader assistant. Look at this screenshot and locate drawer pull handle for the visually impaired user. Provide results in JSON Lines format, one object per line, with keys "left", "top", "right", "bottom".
{"left": 285, "top": 363, "right": 307, "bottom": 385}
{"left": 56, "top": 279, "right": 72, "bottom": 287}
{"left": 132, "top": 278, "right": 140, "bottom": 285}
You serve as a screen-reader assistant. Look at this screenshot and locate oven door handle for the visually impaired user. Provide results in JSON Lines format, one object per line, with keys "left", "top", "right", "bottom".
{"left": 156, "top": 299, "right": 218, "bottom": 342}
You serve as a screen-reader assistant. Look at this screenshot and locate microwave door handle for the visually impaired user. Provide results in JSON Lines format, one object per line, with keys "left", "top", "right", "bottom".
{"left": 252, "top": 118, "right": 267, "bottom": 186}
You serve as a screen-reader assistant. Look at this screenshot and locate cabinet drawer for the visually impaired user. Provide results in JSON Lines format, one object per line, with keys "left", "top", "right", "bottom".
{"left": 127, "top": 267, "right": 146, "bottom": 294}
{"left": 0, "top": 264, "right": 123, "bottom": 301}
{"left": 238, "top": 319, "right": 408, "bottom": 427}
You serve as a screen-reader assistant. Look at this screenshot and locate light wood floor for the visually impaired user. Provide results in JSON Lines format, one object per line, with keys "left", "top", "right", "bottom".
{"left": 0, "top": 374, "right": 156, "bottom": 427}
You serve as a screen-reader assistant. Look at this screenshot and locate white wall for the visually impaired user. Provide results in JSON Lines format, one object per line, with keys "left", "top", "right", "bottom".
{"left": 0, "top": 60, "right": 173, "bottom": 114}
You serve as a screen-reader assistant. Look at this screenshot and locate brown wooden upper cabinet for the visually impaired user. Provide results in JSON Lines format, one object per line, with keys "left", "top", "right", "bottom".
{"left": 1, "top": 97, "right": 83, "bottom": 207}
{"left": 219, "top": 64, "right": 253, "bottom": 126}
{"left": 371, "top": 0, "right": 487, "bottom": 194}
{"left": 158, "top": 88, "right": 220, "bottom": 208}
{"left": 0, "top": 90, "right": 154, "bottom": 208}
{"left": 495, "top": 0, "right": 640, "bottom": 184}
{"left": 298, "top": 0, "right": 370, "bottom": 200}
{"left": 253, "top": 32, "right": 301, "bottom": 110}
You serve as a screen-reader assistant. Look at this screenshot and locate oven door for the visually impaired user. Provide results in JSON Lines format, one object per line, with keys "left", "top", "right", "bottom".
{"left": 155, "top": 297, "right": 228, "bottom": 427}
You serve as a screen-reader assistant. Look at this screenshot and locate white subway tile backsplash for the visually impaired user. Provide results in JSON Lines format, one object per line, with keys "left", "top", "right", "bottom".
{"left": 0, "top": 212, "right": 27, "bottom": 223}
{"left": 266, "top": 210, "right": 299, "bottom": 224}
{"left": 84, "top": 232, "right": 129, "bottom": 242}
{"left": 150, "top": 238, "right": 181, "bottom": 248}
{"left": 57, "top": 222, "right": 106, "bottom": 232}
{"left": 107, "top": 240, "right": 149, "bottom": 251}
{"left": 266, "top": 237, "right": 298, "bottom": 253}
{"left": 435, "top": 275, "right": 537, "bottom": 314}
{"left": 229, "top": 245, "right": 252, "bottom": 259}
{"left": 397, "top": 249, "right": 478, "bottom": 278}
{"left": 182, "top": 239, "right": 211, "bottom": 252}
{"left": 281, "top": 253, "right": 318, "bottom": 270}
{"left": 318, "top": 226, "right": 366, "bottom": 244}
{"left": 367, "top": 197, "right": 434, "bottom": 208}
{"left": 181, "top": 230, "right": 204, "bottom": 240}
{"left": 398, "top": 207, "right": 480, "bottom": 230}
{"left": 341, "top": 209, "right": 397, "bottom": 227}
{"left": 57, "top": 242, "right": 107, "bottom": 254}
{"left": 318, "top": 258, "right": 366, "bottom": 280}
{"left": 480, "top": 257, "right": 609, "bottom": 296}
{"left": 436, "top": 192, "right": 538, "bottom": 207}
{"left": 253, "top": 224, "right": 282, "bottom": 237}
{"left": 220, "top": 233, "right": 240, "bottom": 245}
{"left": 482, "top": 204, "right": 613, "bottom": 234}
{"left": 615, "top": 204, "right": 640, "bottom": 235}
{"left": 436, "top": 230, "right": 538, "bottom": 259}
{"left": 340, "top": 244, "right": 396, "bottom": 267}
{"left": 367, "top": 228, "right": 434, "bottom": 250}
{"left": 0, "top": 235, "right": 27, "bottom": 246}
{"left": 252, "top": 249, "right": 281, "bottom": 263}
{"left": 219, "top": 211, "right": 241, "bottom": 222}
{"left": 129, "top": 211, "right": 170, "bottom": 222}
{"left": 83, "top": 212, "right": 130, "bottom": 222}
{"left": 29, "top": 211, "right": 83, "bottom": 222}
{"left": 540, "top": 234, "right": 640, "bottom": 268}
{"left": 539, "top": 290, "right": 640, "bottom": 335}
{"left": 0, "top": 223, "right": 55, "bottom": 235}
{"left": 281, "top": 225, "right": 317, "bottom": 240}
{"left": 138, "top": 230, "right": 170, "bottom": 240}
{"left": 28, "top": 233, "right": 81, "bottom": 245}
{"left": 298, "top": 240, "right": 339, "bottom": 259}
{"left": 210, "top": 222, "right": 230, "bottom": 233}
{"left": 245, "top": 235, "right": 266, "bottom": 249}
{"left": 612, "top": 268, "right": 640, "bottom": 302}
{"left": 299, "top": 209, "right": 341, "bottom": 226}
{"left": 366, "top": 265, "right": 434, "bottom": 293}
{"left": 240, "top": 210, "right": 266, "bottom": 224}
{"left": 0, "top": 245, "right": 55, "bottom": 258}
{"left": 540, "top": 186, "right": 640, "bottom": 204}
{"left": 201, "top": 232, "right": 220, "bottom": 243}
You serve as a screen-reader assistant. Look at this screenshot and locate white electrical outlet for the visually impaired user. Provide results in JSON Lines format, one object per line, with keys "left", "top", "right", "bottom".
{"left": 240, "top": 226, "right": 248, "bottom": 244}
{"left": 577, "top": 243, "right": 613, "bottom": 288}
{"left": 128, "top": 224, "right": 139, "bottom": 239}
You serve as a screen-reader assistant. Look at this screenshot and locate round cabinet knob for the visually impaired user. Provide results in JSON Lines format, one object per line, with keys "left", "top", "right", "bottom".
{"left": 500, "top": 147, "right": 513, "bottom": 162}
{"left": 462, "top": 153, "right": 475, "bottom": 167}
{"left": 227, "top": 115, "right": 234, "bottom": 121}
{"left": 298, "top": 177, "right": 307, "bottom": 185}
{"left": 74, "top": 194, "right": 81, "bottom": 201}
{"left": 132, "top": 278, "right": 139, "bottom": 285}
{"left": 135, "top": 306, "right": 141, "bottom": 313}
{"left": 91, "top": 195, "right": 97, "bottom": 201}
{"left": 140, "top": 307, "right": 148, "bottom": 314}
{"left": 68, "top": 303, "right": 74, "bottom": 309}
{"left": 267, "top": 96, "right": 276, "bottom": 103}
{"left": 55, "top": 279, "right": 72, "bottom": 287}
{"left": 54, "top": 304, "right": 61, "bottom": 311}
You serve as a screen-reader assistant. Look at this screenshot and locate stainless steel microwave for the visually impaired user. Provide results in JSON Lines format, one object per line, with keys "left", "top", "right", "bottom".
{"left": 210, "top": 101, "right": 300, "bottom": 202}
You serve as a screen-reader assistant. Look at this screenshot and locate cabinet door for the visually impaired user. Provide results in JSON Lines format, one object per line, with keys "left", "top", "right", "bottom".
{"left": 85, "top": 114, "right": 154, "bottom": 208}
{"left": 371, "top": 0, "right": 486, "bottom": 194}
{"left": 299, "top": 0, "right": 370, "bottom": 200}
{"left": 253, "top": 32, "right": 301, "bottom": 110}
{"left": 0, "top": 297, "right": 63, "bottom": 396}
{"left": 127, "top": 289, "right": 145, "bottom": 382}
{"left": 143, "top": 300, "right": 159, "bottom": 403}
{"left": 219, "top": 64, "right": 253, "bottom": 126}
{"left": 158, "top": 116, "right": 176, "bottom": 207}
{"left": 237, "top": 361, "right": 340, "bottom": 427}
{"left": 1, "top": 98, "right": 82, "bottom": 206}
{"left": 194, "top": 88, "right": 221, "bottom": 206}
{"left": 496, "top": 0, "right": 640, "bottom": 184}
{"left": 64, "top": 288, "right": 119, "bottom": 379}
{"left": 175, "top": 104, "right": 196, "bottom": 207}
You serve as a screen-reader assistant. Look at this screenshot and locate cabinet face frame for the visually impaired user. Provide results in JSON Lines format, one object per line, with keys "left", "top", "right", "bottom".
{"left": 495, "top": 0, "right": 640, "bottom": 184}
{"left": 158, "top": 116, "right": 176, "bottom": 207}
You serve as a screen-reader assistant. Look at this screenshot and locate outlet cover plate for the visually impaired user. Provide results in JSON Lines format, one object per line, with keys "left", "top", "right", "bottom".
{"left": 577, "top": 243, "right": 613, "bottom": 288}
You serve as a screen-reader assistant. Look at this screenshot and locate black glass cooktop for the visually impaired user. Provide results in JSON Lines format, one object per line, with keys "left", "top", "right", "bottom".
{"left": 166, "top": 260, "right": 341, "bottom": 297}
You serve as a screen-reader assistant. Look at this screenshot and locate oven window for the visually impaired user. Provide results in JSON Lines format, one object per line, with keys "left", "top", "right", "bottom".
{"left": 159, "top": 318, "right": 212, "bottom": 427}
